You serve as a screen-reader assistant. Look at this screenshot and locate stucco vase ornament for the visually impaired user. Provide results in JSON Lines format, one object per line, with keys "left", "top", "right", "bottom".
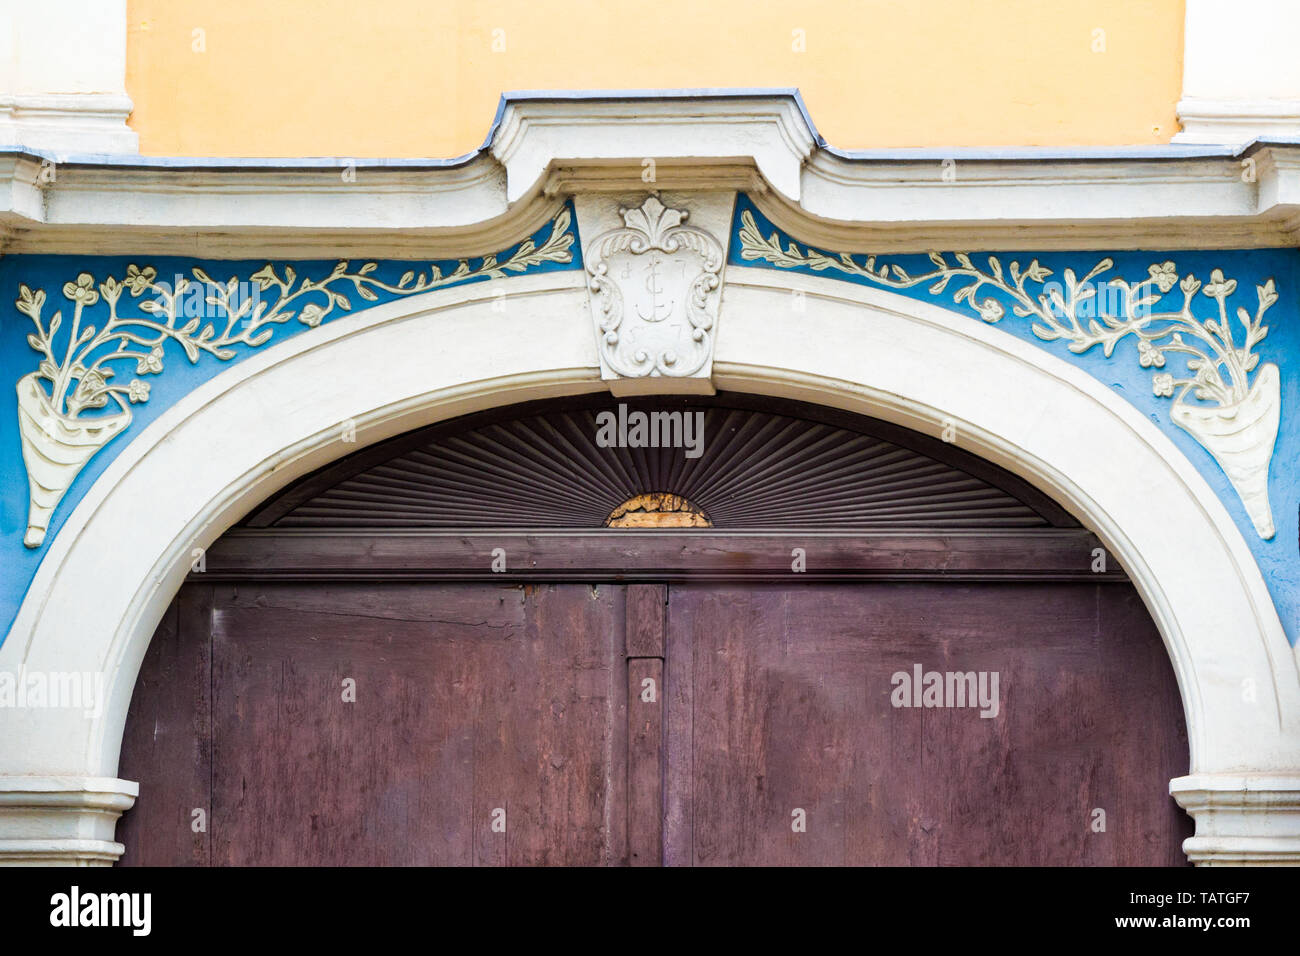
{"left": 1170, "top": 361, "right": 1279, "bottom": 538}
{"left": 16, "top": 372, "right": 131, "bottom": 548}
{"left": 739, "top": 216, "right": 1284, "bottom": 541}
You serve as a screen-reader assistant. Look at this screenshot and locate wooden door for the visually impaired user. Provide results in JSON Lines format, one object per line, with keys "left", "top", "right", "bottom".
{"left": 662, "top": 581, "right": 1190, "bottom": 866}
{"left": 120, "top": 581, "right": 635, "bottom": 866}
{"left": 115, "top": 393, "right": 1192, "bottom": 865}
{"left": 118, "top": 572, "right": 1190, "bottom": 866}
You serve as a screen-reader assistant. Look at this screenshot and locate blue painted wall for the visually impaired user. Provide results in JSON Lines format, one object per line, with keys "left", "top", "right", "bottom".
{"left": 0, "top": 203, "right": 579, "bottom": 644}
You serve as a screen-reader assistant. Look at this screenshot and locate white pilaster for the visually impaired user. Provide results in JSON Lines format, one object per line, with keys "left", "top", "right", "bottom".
{"left": 1175, "top": 0, "right": 1300, "bottom": 144}
{"left": 0, "top": 0, "right": 137, "bottom": 155}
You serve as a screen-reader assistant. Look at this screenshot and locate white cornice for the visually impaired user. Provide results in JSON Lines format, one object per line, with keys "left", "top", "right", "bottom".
{"left": 1175, "top": 97, "right": 1300, "bottom": 146}
{"left": 2, "top": 91, "right": 1300, "bottom": 256}
{"left": 783, "top": 151, "right": 1297, "bottom": 252}
{"left": 490, "top": 92, "right": 816, "bottom": 203}
{"left": 0, "top": 93, "right": 138, "bottom": 156}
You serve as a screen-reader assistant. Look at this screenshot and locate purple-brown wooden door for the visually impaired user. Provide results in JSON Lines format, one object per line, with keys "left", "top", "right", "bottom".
{"left": 118, "top": 576, "right": 1191, "bottom": 865}
{"left": 121, "top": 581, "right": 630, "bottom": 865}
{"left": 663, "top": 581, "right": 1189, "bottom": 865}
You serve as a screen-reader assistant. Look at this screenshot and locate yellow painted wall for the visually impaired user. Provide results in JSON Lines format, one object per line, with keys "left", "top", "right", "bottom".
{"left": 126, "top": 0, "right": 1185, "bottom": 157}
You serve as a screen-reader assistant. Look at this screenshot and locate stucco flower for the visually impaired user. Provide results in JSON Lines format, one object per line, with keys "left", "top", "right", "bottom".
{"left": 1202, "top": 269, "right": 1236, "bottom": 298}
{"left": 1179, "top": 274, "right": 1201, "bottom": 296}
{"left": 99, "top": 276, "right": 123, "bottom": 303}
{"left": 126, "top": 379, "right": 151, "bottom": 403}
{"left": 975, "top": 298, "right": 1004, "bottom": 322}
{"left": 1022, "top": 259, "right": 1051, "bottom": 283}
{"left": 70, "top": 369, "right": 110, "bottom": 410}
{"left": 250, "top": 264, "right": 279, "bottom": 292}
{"left": 62, "top": 272, "right": 99, "bottom": 307}
{"left": 1152, "top": 373, "right": 1175, "bottom": 397}
{"left": 125, "top": 264, "right": 157, "bottom": 296}
{"left": 1137, "top": 339, "right": 1165, "bottom": 368}
{"left": 1148, "top": 261, "right": 1178, "bottom": 293}
{"left": 135, "top": 346, "right": 164, "bottom": 375}
{"left": 16, "top": 284, "right": 46, "bottom": 318}
{"left": 298, "top": 302, "right": 326, "bottom": 327}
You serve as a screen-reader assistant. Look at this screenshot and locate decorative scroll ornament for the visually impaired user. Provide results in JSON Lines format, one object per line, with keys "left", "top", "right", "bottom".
{"left": 585, "top": 196, "right": 724, "bottom": 383}
{"left": 13, "top": 208, "right": 575, "bottom": 547}
{"left": 739, "top": 211, "right": 1282, "bottom": 539}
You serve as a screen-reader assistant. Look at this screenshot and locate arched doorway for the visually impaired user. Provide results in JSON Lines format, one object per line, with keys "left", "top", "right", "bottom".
{"left": 115, "top": 393, "right": 1191, "bottom": 865}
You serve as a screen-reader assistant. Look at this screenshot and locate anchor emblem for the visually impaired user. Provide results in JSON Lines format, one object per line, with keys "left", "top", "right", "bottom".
{"left": 636, "top": 255, "right": 675, "bottom": 322}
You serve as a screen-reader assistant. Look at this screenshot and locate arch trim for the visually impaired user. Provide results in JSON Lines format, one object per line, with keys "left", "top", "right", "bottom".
{"left": 1, "top": 266, "right": 1297, "bottom": 864}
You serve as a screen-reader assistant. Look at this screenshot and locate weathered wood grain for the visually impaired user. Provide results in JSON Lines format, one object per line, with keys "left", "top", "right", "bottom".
{"left": 241, "top": 392, "right": 1076, "bottom": 532}
{"left": 197, "top": 530, "right": 1126, "bottom": 582}
{"left": 625, "top": 584, "right": 666, "bottom": 658}
{"left": 117, "top": 562, "right": 1187, "bottom": 866}
{"left": 666, "top": 581, "right": 1191, "bottom": 866}
{"left": 116, "top": 585, "right": 212, "bottom": 866}
{"left": 626, "top": 584, "right": 666, "bottom": 866}
{"left": 120, "top": 582, "right": 627, "bottom": 865}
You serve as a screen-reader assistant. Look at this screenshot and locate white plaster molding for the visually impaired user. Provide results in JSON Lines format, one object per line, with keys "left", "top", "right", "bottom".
{"left": 0, "top": 775, "right": 137, "bottom": 865}
{"left": 1171, "top": 774, "right": 1300, "bottom": 864}
{"left": 1175, "top": 0, "right": 1300, "bottom": 144}
{"left": 490, "top": 94, "right": 815, "bottom": 204}
{"left": 0, "top": 94, "right": 138, "bottom": 156}
{"left": 1, "top": 1, "right": 137, "bottom": 156}
{"left": 0, "top": 155, "right": 517, "bottom": 259}
{"left": 792, "top": 153, "right": 1281, "bottom": 251}
{"left": 9, "top": 208, "right": 575, "bottom": 546}
{"left": 736, "top": 220, "right": 1284, "bottom": 539}
{"left": 6, "top": 92, "right": 1300, "bottom": 255}
{"left": 1175, "top": 97, "right": 1300, "bottom": 146}
{"left": 577, "top": 193, "right": 731, "bottom": 394}
{"left": 0, "top": 268, "right": 1296, "bottom": 865}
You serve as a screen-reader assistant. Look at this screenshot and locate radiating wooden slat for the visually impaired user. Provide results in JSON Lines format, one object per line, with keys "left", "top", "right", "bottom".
{"left": 251, "top": 395, "right": 1073, "bottom": 531}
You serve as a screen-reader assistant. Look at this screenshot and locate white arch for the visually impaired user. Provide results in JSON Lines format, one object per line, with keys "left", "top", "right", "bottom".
{"left": 1, "top": 266, "right": 1297, "bottom": 864}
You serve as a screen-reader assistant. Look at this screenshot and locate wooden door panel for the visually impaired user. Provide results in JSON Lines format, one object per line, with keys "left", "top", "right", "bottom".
{"left": 116, "top": 586, "right": 213, "bottom": 866}
{"left": 210, "top": 581, "right": 627, "bottom": 866}
{"left": 120, "top": 575, "right": 1189, "bottom": 866}
{"left": 625, "top": 584, "right": 666, "bottom": 866}
{"left": 121, "top": 581, "right": 628, "bottom": 866}
{"left": 664, "top": 582, "right": 1191, "bottom": 866}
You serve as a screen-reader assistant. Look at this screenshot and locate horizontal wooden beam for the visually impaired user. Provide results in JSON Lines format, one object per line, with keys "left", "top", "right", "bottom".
{"left": 195, "top": 529, "right": 1128, "bottom": 583}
